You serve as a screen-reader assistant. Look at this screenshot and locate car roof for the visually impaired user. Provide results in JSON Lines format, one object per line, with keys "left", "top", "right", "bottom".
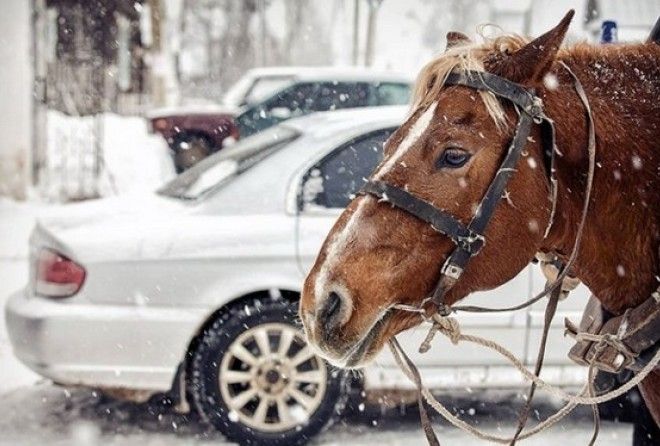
{"left": 281, "top": 105, "right": 409, "bottom": 140}
{"left": 244, "top": 66, "right": 413, "bottom": 84}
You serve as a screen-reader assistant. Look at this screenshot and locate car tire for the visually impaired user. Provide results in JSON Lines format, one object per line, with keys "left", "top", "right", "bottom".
{"left": 187, "top": 297, "right": 348, "bottom": 446}
{"left": 172, "top": 134, "right": 214, "bottom": 173}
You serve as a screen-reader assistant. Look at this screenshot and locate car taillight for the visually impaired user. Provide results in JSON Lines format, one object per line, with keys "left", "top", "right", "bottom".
{"left": 35, "top": 249, "right": 86, "bottom": 298}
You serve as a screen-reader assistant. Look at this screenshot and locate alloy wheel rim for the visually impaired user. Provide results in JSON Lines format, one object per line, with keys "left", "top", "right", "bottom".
{"left": 219, "top": 322, "right": 328, "bottom": 432}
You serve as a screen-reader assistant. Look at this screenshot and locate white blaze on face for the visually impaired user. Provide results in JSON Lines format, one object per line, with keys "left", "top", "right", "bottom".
{"left": 312, "top": 102, "right": 438, "bottom": 312}
{"left": 313, "top": 195, "right": 371, "bottom": 312}
{"left": 374, "top": 101, "right": 437, "bottom": 179}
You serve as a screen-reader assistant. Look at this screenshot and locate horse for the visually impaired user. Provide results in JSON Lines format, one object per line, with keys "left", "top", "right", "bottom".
{"left": 299, "top": 10, "right": 660, "bottom": 430}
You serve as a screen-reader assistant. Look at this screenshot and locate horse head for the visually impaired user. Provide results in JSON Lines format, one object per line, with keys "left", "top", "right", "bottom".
{"left": 300, "top": 12, "right": 575, "bottom": 367}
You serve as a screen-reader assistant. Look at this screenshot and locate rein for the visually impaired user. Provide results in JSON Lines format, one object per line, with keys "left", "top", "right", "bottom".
{"left": 360, "top": 64, "right": 633, "bottom": 444}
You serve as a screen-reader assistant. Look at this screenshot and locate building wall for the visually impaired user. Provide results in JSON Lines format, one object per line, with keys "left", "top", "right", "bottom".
{"left": 0, "top": 0, "right": 31, "bottom": 198}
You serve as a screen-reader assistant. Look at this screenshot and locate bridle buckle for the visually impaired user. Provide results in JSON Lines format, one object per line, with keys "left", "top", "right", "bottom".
{"left": 529, "top": 97, "right": 546, "bottom": 124}
{"left": 441, "top": 262, "right": 464, "bottom": 281}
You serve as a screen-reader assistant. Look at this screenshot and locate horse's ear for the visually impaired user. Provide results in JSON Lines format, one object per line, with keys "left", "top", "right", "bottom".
{"left": 446, "top": 31, "right": 471, "bottom": 50}
{"left": 493, "top": 9, "right": 574, "bottom": 84}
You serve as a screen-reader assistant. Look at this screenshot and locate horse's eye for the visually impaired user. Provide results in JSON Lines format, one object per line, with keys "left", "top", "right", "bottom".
{"left": 437, "top": 148, "right": 471, "bottom": 169}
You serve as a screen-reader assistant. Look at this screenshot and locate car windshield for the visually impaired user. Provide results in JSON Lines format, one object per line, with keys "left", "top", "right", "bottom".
{"left": 157, "top": 126, "right": 300, "bottom": 200}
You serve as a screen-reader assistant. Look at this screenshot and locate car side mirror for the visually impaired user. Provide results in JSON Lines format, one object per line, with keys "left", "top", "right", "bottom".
{"left": 269, "top": 107, "right": 292, "bottom": 120}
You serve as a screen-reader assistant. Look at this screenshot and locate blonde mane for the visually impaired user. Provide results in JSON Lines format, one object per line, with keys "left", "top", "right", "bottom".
{"left": 412, "top": 32, "right": 531, "bottom": 130}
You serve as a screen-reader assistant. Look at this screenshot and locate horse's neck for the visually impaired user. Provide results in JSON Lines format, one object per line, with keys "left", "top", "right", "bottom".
{"left": 543, "top": 43, "right": 660, "bottom": 314}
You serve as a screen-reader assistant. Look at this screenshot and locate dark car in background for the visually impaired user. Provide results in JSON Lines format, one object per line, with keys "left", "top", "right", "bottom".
{"left": 148, "top": 66, "right": 411, "bottom": 172}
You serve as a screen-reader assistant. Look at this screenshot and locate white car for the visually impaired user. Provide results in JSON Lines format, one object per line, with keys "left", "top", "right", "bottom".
{"left": 6, "top": 106, "right": 590, "bottom": 445}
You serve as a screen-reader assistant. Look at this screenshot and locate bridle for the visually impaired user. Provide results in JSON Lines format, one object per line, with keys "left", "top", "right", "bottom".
{"left": 360, "top": 67, "right": 588, "bottom": 446}
{"left": 361, "top": 69, "right": 559, "bottom": 315}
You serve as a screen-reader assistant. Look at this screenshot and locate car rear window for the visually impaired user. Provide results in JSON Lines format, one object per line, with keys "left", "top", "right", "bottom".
{"left": 158, "top": 126, "right": 300, "bottom": 200}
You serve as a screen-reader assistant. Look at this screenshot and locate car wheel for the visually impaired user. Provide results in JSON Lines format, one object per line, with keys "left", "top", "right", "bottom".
{"left": 188, "top": 298, "right": 347, "bottom": 446}
{"left": 172, "top": 134, "right": 213, "bottom": 172}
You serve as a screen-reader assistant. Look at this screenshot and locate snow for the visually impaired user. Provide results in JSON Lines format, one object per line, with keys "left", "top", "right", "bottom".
{"left": 0, "top": 383, "right": 633, "bottom": 445}
{"left": 40, "top": 111, "right": 175, "bottom": 201}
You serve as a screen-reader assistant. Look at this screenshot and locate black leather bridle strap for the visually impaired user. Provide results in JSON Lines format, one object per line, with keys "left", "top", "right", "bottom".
{"left": 445, "top": 71, "right": 544, "bottom": 117}
{"left": 360, "top": 181, "right": 485, "bottom": 255}
{"left": 466, "top": 114, "right": 534, "bottom": 234}
{"left": 440, "top": 111, "right": 535, "bottom": 284}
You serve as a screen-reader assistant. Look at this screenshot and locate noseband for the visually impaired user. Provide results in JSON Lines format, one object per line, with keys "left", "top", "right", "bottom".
{"left": 361, "top": 70, "right": 557, "bottom": 313}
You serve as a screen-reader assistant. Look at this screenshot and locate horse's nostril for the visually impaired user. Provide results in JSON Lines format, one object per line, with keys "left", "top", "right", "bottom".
{"left": 320, "top": 291, "right": 343, "bottom": 327}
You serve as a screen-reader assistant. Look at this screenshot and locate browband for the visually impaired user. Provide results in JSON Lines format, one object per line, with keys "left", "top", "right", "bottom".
{"left": 444, "top": 70, "right": 545, "bottom": 118}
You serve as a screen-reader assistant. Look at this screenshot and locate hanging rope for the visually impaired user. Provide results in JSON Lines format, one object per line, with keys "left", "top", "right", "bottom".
{"left": 388, "top": 315, "right": 660, "bottom": 444}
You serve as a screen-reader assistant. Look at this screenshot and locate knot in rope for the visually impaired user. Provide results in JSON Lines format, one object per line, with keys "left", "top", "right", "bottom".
{"left": 420, "top": 315, "right": 461, "bottom": 353}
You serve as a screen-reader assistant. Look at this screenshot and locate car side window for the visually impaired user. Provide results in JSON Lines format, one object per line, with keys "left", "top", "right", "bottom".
{"left": 265, "top": 82, "right": 318, "bottom": 114}
{"left": 373, "top": 82, "right": 411, "bottom": 106}
{"left": 302, "top": 129, "right": 393, "bottom": 209}
{"left": 311, "top": 82, "right": 370, "bottom": 112}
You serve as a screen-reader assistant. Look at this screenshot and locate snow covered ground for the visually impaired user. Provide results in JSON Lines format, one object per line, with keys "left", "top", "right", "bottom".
{"left": 0, "top": 382, "right": 632, "bottom": 445}
{"left": 0, "top": 198, "right": 634, "bottom": 445}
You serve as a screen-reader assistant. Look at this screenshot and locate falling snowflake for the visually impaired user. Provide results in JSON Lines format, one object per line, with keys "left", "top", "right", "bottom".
{"left": 616, "top": 265, "right": 626, "bottom": 277}
{"left": 543, "top": 73, "right": 559, "bottom": 90}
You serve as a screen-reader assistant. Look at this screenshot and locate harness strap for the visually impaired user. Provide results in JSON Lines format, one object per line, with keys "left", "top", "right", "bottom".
{"left": 509, "top": 277, "right": 562, "bottom": 444}
{"left": 566, "top": 290, "right": 660, "bottom": 373}
{"left": 439, "top": 111, "right": 534, "bottom": 288}
{"left": 390, "top": 337, "right": 441, "bottom": 446}
{"left": 450, "top": 60, "right": 597, "bottom": 315}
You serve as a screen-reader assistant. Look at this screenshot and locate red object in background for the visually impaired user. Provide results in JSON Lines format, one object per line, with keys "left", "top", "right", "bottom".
{"left": 35, "top": 249, "right": 86, "bottom": 298}
{"left": 148, "top": 113, "right": 238, "bottom": 153}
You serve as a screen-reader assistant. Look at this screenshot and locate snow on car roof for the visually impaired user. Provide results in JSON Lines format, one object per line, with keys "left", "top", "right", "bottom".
{"left": 244, "top": 66, "right": 413, "bottom": 83}
{"left": 281, "top": 105, "right": 408, "bottom": 139}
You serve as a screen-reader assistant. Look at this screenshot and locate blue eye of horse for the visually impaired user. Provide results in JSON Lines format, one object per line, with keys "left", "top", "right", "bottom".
{"left": 437, "top": 148, "right": 470, "bottom": 169}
